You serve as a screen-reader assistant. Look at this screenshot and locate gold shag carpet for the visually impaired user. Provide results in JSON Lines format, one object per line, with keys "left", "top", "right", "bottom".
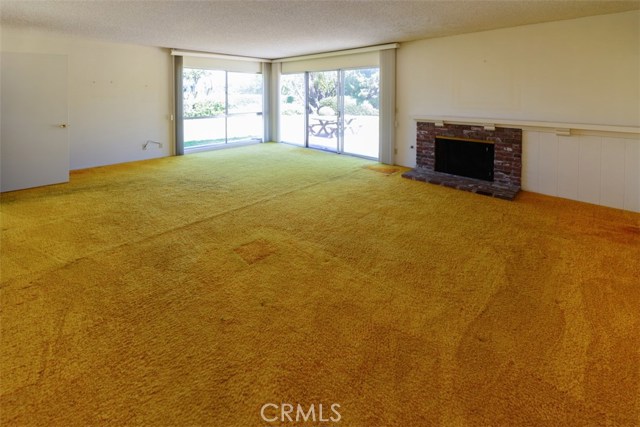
{"left": 1, "top": 143, "right": 639, "bottom": 426}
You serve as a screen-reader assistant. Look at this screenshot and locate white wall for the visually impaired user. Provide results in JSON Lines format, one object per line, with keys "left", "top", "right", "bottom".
{"left": 1, "top": 26, "right": 173, "bottom": 170}
{"left": 396, "top": 11, "right": 640, "bottom": 211}
{"left": 523, "top": 130, "right": 639, "bottom": 212}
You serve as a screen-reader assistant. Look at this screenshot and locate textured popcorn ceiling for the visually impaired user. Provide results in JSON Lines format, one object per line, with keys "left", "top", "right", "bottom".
{"left": 1, "top": 1, "right": 638, "bottom": 59}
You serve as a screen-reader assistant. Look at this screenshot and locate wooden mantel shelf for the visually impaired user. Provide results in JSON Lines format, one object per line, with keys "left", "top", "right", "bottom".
{"left": 413, "top": 116, "right": 640, "bottom": 136}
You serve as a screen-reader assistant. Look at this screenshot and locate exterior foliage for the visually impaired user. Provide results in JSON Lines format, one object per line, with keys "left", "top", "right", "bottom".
{"left": 281, "top": 69, "right": 380, "bottom": 116}
{"left": 183, "top": 68, "right": 262, "bottom": 118}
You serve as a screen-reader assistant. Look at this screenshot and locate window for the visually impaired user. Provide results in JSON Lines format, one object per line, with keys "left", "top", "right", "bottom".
{"left": 278, "top": 68, "right": 380, "bottom": 159}
{"left": 182, "top": 68, "right": 263, "bottom": 150}
{"left": 279, "top": 73, "right": 306, "bottom": 146}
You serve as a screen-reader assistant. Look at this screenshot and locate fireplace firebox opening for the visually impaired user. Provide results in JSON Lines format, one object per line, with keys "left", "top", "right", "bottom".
{"left": 435, "top": 136, "right": 494, "bottom": 182}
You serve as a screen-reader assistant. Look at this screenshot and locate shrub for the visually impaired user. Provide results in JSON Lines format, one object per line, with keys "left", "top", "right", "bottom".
{"left": 344, "top": 98, "right": 378, "bottom": 116}
{"left": 184, "top": 100, "right": 225, "bottom": 118}
{"left": 318, "top": 97, "right": 378, "bottom": 116}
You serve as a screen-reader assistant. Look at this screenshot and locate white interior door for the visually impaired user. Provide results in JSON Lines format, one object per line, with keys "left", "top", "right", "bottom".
{"left": 1, "top": 52, "right": 69, "bottom": 192}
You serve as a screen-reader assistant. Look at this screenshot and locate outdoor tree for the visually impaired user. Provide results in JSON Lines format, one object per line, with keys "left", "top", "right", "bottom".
{"left": 280, "top": 70, "right": 380, "bottom": 115}
{"left": 182, "top": 68, "right": 225, "bottom": 118}
{"left": 344, "top": 69, "right": 379, "bottom": 109}
{"left": 308, "top": 72, "right": 337, "bottom": 113}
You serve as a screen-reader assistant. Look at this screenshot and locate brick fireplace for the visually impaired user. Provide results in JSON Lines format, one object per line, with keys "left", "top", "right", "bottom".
{"left": 402, "top": 122, "right": 522, "bottom": 200}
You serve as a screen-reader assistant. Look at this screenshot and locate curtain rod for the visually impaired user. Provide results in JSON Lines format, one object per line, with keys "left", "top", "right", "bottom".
{"left": 170, "top": 49, "right": 272, "bottom": 63}
{"left": 172, "top": 42, "right": 399, "bottom": 64}
{"left": 273, "top": 43, "right": 399, "bottom": 63}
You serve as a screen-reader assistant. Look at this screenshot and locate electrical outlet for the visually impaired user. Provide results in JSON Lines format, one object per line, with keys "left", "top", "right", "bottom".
{"left": 143, "top": 140, "right": 162, "bottom": 150}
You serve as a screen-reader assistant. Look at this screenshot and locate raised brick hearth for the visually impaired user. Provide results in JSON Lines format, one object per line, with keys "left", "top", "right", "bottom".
{"left": 402, "top": 122, "right": 522, "bottom": 200}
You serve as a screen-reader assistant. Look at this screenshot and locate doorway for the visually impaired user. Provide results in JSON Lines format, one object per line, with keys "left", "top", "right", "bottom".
{"left": 308, "top": 71, "right": 339, "bottom": 152}
{"left": 342, "top": 68, "right": 379, "bottom": 158}
{"left": 278, "top": 73, "right": 306, "bottom": 146}
{"left": 279, "top": 67, "right": 380, "bottom": 159}
{"left": 182, "top": 68, "right": 263, "bottom": 150}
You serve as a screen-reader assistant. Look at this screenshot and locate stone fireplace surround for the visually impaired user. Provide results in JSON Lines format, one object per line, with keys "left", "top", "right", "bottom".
{"left": 402, "top": 121, "right": 522, "bottom": 200}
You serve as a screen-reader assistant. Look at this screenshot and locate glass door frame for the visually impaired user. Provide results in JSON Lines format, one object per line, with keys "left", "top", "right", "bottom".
{"left": 278, "top": 67, "right": 380, "bottom": 160}
{"left": 340, "top": 67, "right": 380, "bottom": 159}
{"left": 182, "top": 68, "right": 264, "bottom": 152}
{"left": 306, "top": 67, "right": 378, "bottom": 159}
{"left": 226, "top": 71, "right": 264, "bottom": 145}
{"left": 277, "top": 73, "right": 307, "bottom": 146}
{"left": 307, "top": 70, "right": 341, "bottom": 154}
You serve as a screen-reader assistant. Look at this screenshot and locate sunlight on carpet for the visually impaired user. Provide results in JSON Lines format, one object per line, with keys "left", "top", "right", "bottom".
{"left": 363, "top": 164, "right": 402, "bottom": 175}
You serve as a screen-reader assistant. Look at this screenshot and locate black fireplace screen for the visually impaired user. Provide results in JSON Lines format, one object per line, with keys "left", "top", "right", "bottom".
{"left": 435, "top": 137, "right": 494, "bottom": 182}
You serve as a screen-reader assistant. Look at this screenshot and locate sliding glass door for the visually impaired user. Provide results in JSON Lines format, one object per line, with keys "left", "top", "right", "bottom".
{"left": 279, "top": 73, "right": 306, "bottom": 146}
{"left": 227, "top": 72, "right": 263, "bottom": 143}
{"left": 183, "top": 69, "right": 226, "bottom": 148}
{"left": 342, "top": 68, "right": 379, "bottom": 158}
{"left": 308, "top": 71, "right": 339, "bottom": 152}
{"left": 183, "top": 68, "right": 263, "bottom": 150}
{"left": 279, "top": 67, "right": 379, "bottom": 159}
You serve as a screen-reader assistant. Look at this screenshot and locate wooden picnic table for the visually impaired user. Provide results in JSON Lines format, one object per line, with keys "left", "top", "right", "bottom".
{"left": 309, "top": 115, "right": 338, "bottom": 137}
{"left": 308, "top": 115, "right": 359, "bottom": 138}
